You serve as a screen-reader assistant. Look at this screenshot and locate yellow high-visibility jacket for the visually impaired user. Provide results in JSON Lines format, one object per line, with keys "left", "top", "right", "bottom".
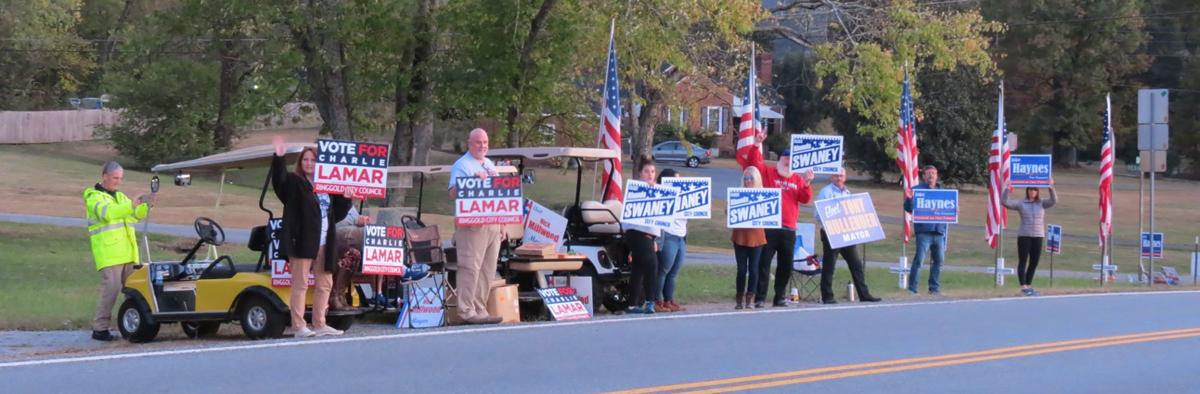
{"left": 83, "top": 186, "right": 148, "bottom": 270}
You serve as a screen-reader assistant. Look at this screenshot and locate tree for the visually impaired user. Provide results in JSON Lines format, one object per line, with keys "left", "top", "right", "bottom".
{"left": 983, "top": 0, "right": 1148, "bottom": 166}
{"left": 0, "top": 0, "right": 95, "bottom": 109}
{"left": 280, "top": 0, "right": 356, "bottom": 140}
{"left": 762, "top": 0, "right": 1001, "bottom": 180}
{"left": 912, "top": 67, "right": 992, "bottom": 185}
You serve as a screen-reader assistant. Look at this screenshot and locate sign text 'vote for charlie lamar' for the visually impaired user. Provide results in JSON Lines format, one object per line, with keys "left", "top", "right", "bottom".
{"left": 314, "top": 139, "right": 390, "bottom": 198}
{"left": 361, "top": 225, "right": 407, "bottom": 276}
{"left": 454, "top": 175, "right": 523, "bottom": 226}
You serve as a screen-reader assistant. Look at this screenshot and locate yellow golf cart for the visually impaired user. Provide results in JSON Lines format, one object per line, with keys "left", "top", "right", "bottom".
{"left": 116, "top": 144, "right": 363, "bottom": 342}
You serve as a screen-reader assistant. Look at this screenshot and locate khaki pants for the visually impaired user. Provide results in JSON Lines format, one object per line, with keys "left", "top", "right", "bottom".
{"left": 453, "top": 225, "right": 501, "bottom": 321}
{"left": 289, "top": 246, "right": 334, "bottom": 329}
{"left": 92, "top": 263, "right": 135, "bottom": 331}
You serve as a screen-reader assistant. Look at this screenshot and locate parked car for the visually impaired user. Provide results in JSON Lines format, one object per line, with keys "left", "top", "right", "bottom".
{"left": 651, "top": 140, "right": 712, "bottom": 168}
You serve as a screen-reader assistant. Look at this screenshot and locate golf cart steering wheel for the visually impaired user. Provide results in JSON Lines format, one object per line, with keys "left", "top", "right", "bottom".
{"left": 194, "top": 217, "right": 226, "bottom": 246}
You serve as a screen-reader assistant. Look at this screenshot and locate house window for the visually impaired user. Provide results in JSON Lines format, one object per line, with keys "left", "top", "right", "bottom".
{"left": 679, "top": 109, "right": 688, "bottom": 127}
{"left": 705, "top": 106, "right": 724, "bottom": 134}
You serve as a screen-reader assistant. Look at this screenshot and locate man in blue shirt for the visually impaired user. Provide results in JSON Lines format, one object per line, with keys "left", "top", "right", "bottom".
{"left": 448, "top": 128, "right": 503, "bottom": 324}
{"left": 816, "top": 168, "right": 880, "bottom": 304}
{"left": 903, "top": 165, "right": 949, "bottom": 294}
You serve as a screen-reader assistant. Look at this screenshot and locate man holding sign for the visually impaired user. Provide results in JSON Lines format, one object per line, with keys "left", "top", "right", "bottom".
{"left": 903, "top": 165, "right": 950, "bottom": 295}
{"left": 448, "top": 128, "right": 504, "bottom": 325}
{"left": 815, "top": 169, "right": 881, "bottom": 304}
{"left": 739, "top": 131, "right": 815, "bottom": 307}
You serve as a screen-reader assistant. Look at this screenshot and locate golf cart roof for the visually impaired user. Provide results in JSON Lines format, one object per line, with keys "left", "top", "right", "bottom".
{"left": 486, "top": 147, "right": 619, "bottom": 161}
{"left": 151, "top": 143, "right": 315, "bottom": 173}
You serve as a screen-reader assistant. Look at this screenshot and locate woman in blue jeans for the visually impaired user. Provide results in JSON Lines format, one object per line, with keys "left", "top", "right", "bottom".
{"left": 655, "top": 169, "right": 687, "bottom": 312}
{"left": 731, "top": 167, "right": 766, "bottom": 309}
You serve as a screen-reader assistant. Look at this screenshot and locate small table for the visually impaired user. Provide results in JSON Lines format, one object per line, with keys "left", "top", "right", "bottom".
{"left": 507, "top": 255, "right": 586, "bottom": 288}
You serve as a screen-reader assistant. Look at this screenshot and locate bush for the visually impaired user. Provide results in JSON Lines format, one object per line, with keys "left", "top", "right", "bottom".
{"left": 97, "top": 59, "right": 219, "bottom": 166}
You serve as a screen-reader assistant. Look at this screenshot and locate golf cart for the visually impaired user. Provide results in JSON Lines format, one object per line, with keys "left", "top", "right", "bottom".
{"left": 485, "top": 147, "right": 632, "bottom": 313}
{"left": 115, "top": 144, "right": 364, "bottom": 342}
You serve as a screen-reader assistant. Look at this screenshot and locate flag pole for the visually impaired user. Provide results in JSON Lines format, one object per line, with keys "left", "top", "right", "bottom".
{"left": 593, "top": 18, "right": 617, "bottom": 202}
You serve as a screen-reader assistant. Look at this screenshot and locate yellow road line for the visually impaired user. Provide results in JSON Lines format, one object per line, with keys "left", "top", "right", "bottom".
{"left": 611, "top": 327, "right": 1200, "bottom": 394}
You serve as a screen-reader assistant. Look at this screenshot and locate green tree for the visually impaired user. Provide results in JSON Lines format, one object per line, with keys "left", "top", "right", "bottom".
{"left": 983, "top": 0, "right": 1148, "bottom": 166}
{"left": 0, "top": 0, "right": 95, "bottom": 109}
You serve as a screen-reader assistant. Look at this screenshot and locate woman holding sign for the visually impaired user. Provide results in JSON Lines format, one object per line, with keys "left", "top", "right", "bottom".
{"left": 271, "top": 136, "right": 359, "bottom": 337}
{"left": 1002, "top": 178, "right": 1057, "bottom": 296}
{"left": 731, "top": 167, "right": 767, "bottom": 309}
{"left": 625, "top": 156, "right": 661, "bottom": 314}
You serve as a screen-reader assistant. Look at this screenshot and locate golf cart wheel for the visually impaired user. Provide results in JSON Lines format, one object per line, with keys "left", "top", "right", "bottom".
{"left": 327, "top": 314, "right": 355, "bottom": 332}
{"left": 239, "top": 296, "right": 286, "bottom": 340}
{"left": 602, "top": 289, "right": 630, "bottom": 313}
{"left": 687, "top": 157, "right": 700, "bottom": 168}
{"left": 118, "top": 298, "right": 160, "bottom": 343}
{"left": 181, "top": 321, "right": 221, "bottom": 338}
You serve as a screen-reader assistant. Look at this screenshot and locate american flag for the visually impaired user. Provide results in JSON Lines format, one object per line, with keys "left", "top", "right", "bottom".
{"left": 735, "top": 46, "right": 760, "bottom": 158}
{"left": 598, "top": 21, "right": 623, "bottom": 202}
{"left": 896, "top": 67, "right": 919, "bottom": 244}
{"left": 1099, "top": 93, "right": 1114, "bottom": 248}
{"left": 986, "top": 81, "right": 1011, "bottom": 248}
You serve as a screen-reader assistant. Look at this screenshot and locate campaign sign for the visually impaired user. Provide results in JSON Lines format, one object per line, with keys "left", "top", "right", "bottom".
{"left": 815, "top": 193, "right": 885, "bottom": 249}
{"left": 911, "top": 189, "right": 959, "bottom": 224}
{"left": 790, "top": 134, "right": 844, "bottom": 174}
{"left": 268, "top": 218, "right": 314, "bottom": 287}
{"left": 621, "top": 180, "right": 680, "bottom": 231}
{"left": 1141, "top": 232, "right": 1164, "bottom": 258}
{"left": 547, "top": 276, "right": 593, "bottom": 316}
{"left": 661, "top": 177, "right": 712, "bottom": 219}
{"left": 314, "top": 139, "right": 390, "bottom": 198}
{"left": 726, "top": 188, "right": 782, "bottom": 229}
{"left": 1010, "top": 155, "right": 1053, "bottom": 186}
{"left": 1046, "top": 224, "right": 1062, "bottom": 254}
{"left": 361, "top": 225, "right": 407, "bottom": 276}
{"left": 536, "top": 287, "right": 590, "bottom": 321}
{"left": 454, "top": 175, "right": 523, "bottom": 226}
{"left": 397, "top": 273, "right": 445, "bottom": 329}
{"left": 793, "top": 223, "right": 817, "bottom": 262}
{"left": 522, "top": 199, "right": 568, "bottom": 249}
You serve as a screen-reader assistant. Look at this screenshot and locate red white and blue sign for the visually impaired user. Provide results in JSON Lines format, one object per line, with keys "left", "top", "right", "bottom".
{"left": 912, "top": 189, "right": 959, "bottom": 224}
{"left": 454, "top": 175, "right": 523, "bottom": 226}
{"left": 361, "top": 225, "right": 406, "bottom": 276}
{"left": 726, "top": 187, "right": 782, "bottom": 229}
{"left": 537, "top": 287, "right": 590, "bottom": 321}
{"left": 268, "top": 218, "right": 313, "bottom": 287}
{"left": 661, "top": 177, "right": 712, "bottom": 219}
{"left": 789, "top": 134, "right": 844, "bottom": 174}
{"left": 1010, "top": 154, "right": 1053, "bottom": 187}
{"left": 314, "top": 139, "right": 390, "bottom": 198}
{"left": 1141, "top": 232, "right": 1164, "bottom": 258}
{"left": 621, "top": 180, "right": 680, "bottom": 231}
{"left": 815, "top": 193, "right": 885, "bottom": 249}
{"left": 1046, "top": 224, "right": 1062, "bottom": 254}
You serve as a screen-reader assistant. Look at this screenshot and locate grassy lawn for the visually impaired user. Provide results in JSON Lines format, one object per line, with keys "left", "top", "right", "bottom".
{"left": 0, "top": 222, "right": 259, "bottom": 330}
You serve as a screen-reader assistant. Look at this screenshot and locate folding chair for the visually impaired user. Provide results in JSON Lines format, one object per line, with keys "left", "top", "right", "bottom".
{"left": 1156, "top": 266, "right": 1182, "bottom": 285}
{"left": 396, "top": 215, "right": 451, "bottom": 328}
{"left": 789, "top": 255, "right": 822, "bottom": 303}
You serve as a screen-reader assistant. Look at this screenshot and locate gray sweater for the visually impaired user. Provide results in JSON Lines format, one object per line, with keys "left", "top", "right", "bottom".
{"left": 1001, "top": 188, "right": 1057, "bottom": 237}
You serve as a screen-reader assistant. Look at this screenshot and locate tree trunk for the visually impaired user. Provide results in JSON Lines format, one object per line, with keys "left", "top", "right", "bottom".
{"left": 407, "top": 0, "right": 437, "bottom": 168}
{"left": 504, "top": 0, "right": 557, "bottom": 148}
{"left": 632, "top": 83, "right": 665, "bottom": 169}
{"left": 288, "top": 0, "right": 354, "bottom": 140}
{"left": 214, "top": 41, "right": 239, "bottom": 150}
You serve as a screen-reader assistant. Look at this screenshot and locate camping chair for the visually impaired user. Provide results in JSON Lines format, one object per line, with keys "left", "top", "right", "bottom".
{"left": 1155, "top": 266, "right": 1182, "bottom": 285}
{"left": 789, "top": 255, "right": 822, "bottom": 303}
{"left": 395, "top": 215, "right": 450, "bottom": 327}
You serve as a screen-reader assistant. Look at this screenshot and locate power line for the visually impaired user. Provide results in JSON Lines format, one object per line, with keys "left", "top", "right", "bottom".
{"left": 1009, "top": 10, "right": 1200, "bottom": 26}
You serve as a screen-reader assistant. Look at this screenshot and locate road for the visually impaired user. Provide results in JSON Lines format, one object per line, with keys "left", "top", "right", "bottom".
{"left": 2, "top": 291, "right": 1197, "bottom": 393}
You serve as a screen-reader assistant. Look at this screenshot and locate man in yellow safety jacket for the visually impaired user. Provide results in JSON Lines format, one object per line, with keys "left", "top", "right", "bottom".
{"left": 84, "top": 161, "right": 152, "bottom": 341}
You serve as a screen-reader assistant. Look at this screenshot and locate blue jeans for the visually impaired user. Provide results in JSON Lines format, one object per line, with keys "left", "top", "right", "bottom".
{"left": 656, "top": 233, "right": 686, "bottom": 301}
{"left": 908, "top": 232, "right": 946, "bottom": 293}
{"left": 733, "top": 244, "right": 762, "bottom": 294}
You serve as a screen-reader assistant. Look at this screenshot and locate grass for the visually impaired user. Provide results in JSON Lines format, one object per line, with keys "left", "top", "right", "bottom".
{"left": 0, "top": 222, "right": 259, "bottom": 330}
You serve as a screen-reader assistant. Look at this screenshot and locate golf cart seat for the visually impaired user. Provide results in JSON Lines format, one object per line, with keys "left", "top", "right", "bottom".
{"left": 581, "top": 200, "right": 623, "bottom": 235}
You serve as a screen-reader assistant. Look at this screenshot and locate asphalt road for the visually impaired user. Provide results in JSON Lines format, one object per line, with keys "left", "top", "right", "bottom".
{"left": 3, "top": 291, "right": 1198, "bottom": 393}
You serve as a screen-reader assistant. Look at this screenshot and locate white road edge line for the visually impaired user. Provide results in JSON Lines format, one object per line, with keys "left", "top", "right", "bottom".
{"left": 3, "top": 289, "right": 1198, "bottom": 369}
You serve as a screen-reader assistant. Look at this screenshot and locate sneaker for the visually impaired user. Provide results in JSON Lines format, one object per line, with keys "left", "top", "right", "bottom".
{"left": 822, "top": 299, "right": 838, "bottom": 304}
{"left": 668, "top": 300, "right": 686, "bottom": 312}
{"left": 753, "top": 301, "right": 765, "bottom": 309}
{"left": 294, "top": 327, "right": 316, "bottom": 338}
{"left": 1020, "top": 288, "right": 1033, "bottom": 296}
{"left": 313, "top": 326, "right": 344, "bottom": 337}
{"left": 654, "top": 301, "right": 670, "bottom": 312}
{"left": 91, "top": 330, "right": 116, "bottom": 342}
{"left": 772, "top": 300, "right": 788, "bottom": 307}
{"left": 907, "top": 289, "right": 918, "bottom": 295}
{"left": 860, "top": 295, "right": 882, "bottom": 302}
{"left": 625, "top": 305, "right": 646, "bottom": 314}
{"left": 644, "top": 301, "right": 656, "bottom": 314}
{"left": 1029, "top": 288, "right": 1041, "bottom": 296}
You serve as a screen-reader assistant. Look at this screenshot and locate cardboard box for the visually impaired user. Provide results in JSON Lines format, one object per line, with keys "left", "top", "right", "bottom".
{"left": 486, "top": 284, "right": 520, "bottom": 324}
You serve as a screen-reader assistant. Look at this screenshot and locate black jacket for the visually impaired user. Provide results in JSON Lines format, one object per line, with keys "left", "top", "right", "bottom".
{"left": 271, "top": 154, "right": 351, "bottom": 271}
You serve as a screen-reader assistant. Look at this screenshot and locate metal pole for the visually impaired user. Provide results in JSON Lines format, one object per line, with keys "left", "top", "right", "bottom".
{"left": 1150, "top": 135, "right": 1156, "bottom": 288}
{"left": 1139, "top": 170, "right": 1145, "bottom": 283}
{"left": 1049, "top": 248, "right": 1054, "bottom": 288}
{"left": 215, "top": 170, "right": 226, "bottom": 209}
{"left": 1193, "top": 236, "right": 1198, "bottom": 286}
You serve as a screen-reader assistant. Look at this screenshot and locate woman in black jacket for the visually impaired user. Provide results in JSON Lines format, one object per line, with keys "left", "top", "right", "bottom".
{"left": 271, "top": 137, "right": 358, "bottom": 337}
